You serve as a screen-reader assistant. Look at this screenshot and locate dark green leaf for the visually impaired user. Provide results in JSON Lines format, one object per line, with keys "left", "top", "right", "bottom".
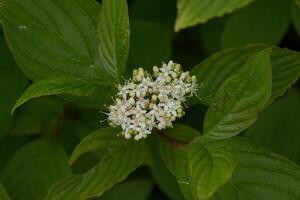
{"left": 292, "top": 1, "right": 300, "bottom": 36}
{"left": 204, "top": 49, "right": 272, "bottom": 139}
{"left": 175, "top": 0, "right": 255, "bottom": 31}
{"left": 191, "top": 46, "right": 300, "bottom": 105}
{"left": 175, "top": 137, "right": 300, "bottom": 200}
{"left": 10, "top": 97, "right": 64, "bottom": 136}
{"left": 99, "top": 179, "right": 152, "bottom": 200}
{"left": 1, "top": 140, "right": 71, "bottom": 200}
{"left": 69, "top": 127, "right": 125, "bottom": 164}
{"left": 0, "top": 136, "right": 29, "bottom": 172}
{"left": 0, "top": 34, "right": 28, "bottom": 139}
{"left": 12, "top": 75, "right": 111, "bottom": 113}
{"left": 245, "top": 88, "right": 300, "bottom": 165}
{"left": 46, "top": 142, "right": 147, "bottom": 200}
{"left": 98, "top": 0, "right": 129, "bottom": 79}
{"left": 0, "top": 182, "right": 10, "bottom": 200}
{"left": 222, "top": 0, "right": 290, "bottom": 49}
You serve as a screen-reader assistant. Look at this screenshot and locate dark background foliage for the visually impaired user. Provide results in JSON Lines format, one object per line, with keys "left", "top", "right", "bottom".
{"left": 0, "top": 0, "right": 300, "bottom": 199}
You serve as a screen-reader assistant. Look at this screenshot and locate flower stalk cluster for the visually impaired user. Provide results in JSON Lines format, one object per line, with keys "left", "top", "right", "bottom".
{"left": 107, "top": 61, "right": 198, "bottom": 140}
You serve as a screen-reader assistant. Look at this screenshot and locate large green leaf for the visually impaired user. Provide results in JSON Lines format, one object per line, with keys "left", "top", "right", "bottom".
{"left": 98, "top": 0, "right": 129, "bottom": 79}
{"left": 1, "top": 140, "right": 71, "bottom": 200}
{"left": 10, "top": 97, "right": 64, "bottom": 136}
{"left": 0, "top": 182, "right": 10, "bottom": 200}
{"left": 0, "top": 34, "right": 28, "bottom": 139}
{"left": 0, "top": 0, "right": 120, "bottom": 108}
{"left": 69, "top": 127, "right": 125, "bottom": 164}
{"left": 175, "top": 137, "right": 300, "bottom": 200}
{"left": 203, "top": 49, "right": 272, "bottom": 139}
{"left": 0, "top": 0, "right": 106, "bottom": 81}
{"left": 245, "top": 88, "right": 300, "bottom": 165}
{"left": 222, "top": 0, "right": 290, "bottom": 48}
{"left": 191, "top": 45, "right": 300, "bottom": 105}
{"left": 296, "top": 0, "right": 300, "bottom": 7}
{"left": 99, "top": 179, "right": 152, "bottom": 200}
{"left": 46, "top": 141, "right": 147, "bottom": 200}
{"left": 12, "top": 75, "right": 112, "bottom": 113}
{"left": 292, "top": 1, "right": 300, "bottom": 36}
{"left": 175, "top": 0, "right": 255, "bottom": 31}
{"left": 176, "top": 139, "right": 236, "bottom": 200}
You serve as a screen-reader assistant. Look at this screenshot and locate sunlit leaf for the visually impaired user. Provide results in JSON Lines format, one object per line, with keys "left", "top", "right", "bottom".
{"left": 204, "top": 49, "right": 272, "bottom": 139}
{"left": 98, "top": 0, "right": 130, "bottom": 79}
{"left": 12, "top": 75, "right": 112, "bottom": 113}
{"left": 175, "top": 0, "right": 255, "bottom": 31}
{"left": 175, "top": 137, "right": 300, "bottom": 200}
{"left": 46, "top": 141, "right": 146, "bottom": 200}
{"left": 191, "top": 46, "right": 300, "bottom": 105}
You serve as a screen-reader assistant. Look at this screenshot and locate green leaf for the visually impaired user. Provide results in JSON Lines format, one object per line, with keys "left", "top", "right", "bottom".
{"left": 10, "top": 97, "right": 64, "bottom": 136}
{"left": 0, "top": 0, "right": 107, "bottom": 81}
{"left": 69, "top": 127, "right": 126, "bottom": 164}
{"left": 222, "top": 0, "right": 290, "bottom": 48}
{"left": 129, "top": 20, "right": 172, "bottom": 71}
{"left": 175, "top": 137, "right": 300, "bottom": 200}
{"left": 292, "top": 1, "right": 300, "bottom": 36}
{"left": 176, "top": 138, "right": 237, "bottom": 200}
{"left": 99, "top": 179, "right": 152, "bottom": 200}
{"left": 0, "top": 136, "right": 29, "bottom": 172}
{"left": 204, "top": 49, "right": 272, "bottom": 139}
{"left": 158, "top": 124, "right": 201, "bottom": 174}
{"left": 12, "top": 75, "right": 112, "bottom": 113}
{"left": 245, "top": 88, "right": 300, "bottom": 165}
{"left": 149, "top": 137, "right": 185, "bottom": 200}
{"left": 191, "top": 45, "right": 300, "bottom": 105}
{"left": 0, "top": 34, "right": 28, "bottom": 139}
{"left": 46, "top": 142, "right": 147, "bottom": 200}
{"left": 98, "top": 0, "right": 130, "bottom": 79}
{"left": 175, "top": 0, "right": 255, "bottom": 31}
{"left": 0, "top": 0, "right": 118, "bottom": 107}
{"left": 1, "top": 140, "right": 71, "bottom": 200}
{"left": 269, "top": 47, "right": 300, "bottom": 102}
{"left": 0, "top": 182, "right": 10, "bottom": 200}
{"left": 296, "top": 0, "right": 300, "bottom": 7}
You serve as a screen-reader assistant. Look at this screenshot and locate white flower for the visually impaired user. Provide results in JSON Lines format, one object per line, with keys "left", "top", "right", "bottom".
{"left": 107, "top": 61, "right": 199, "bottom": 141}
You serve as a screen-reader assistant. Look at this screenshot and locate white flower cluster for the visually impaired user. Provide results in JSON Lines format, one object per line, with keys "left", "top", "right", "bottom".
{"left": 107, "top": 61, "right": 198, "bottom": 140}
